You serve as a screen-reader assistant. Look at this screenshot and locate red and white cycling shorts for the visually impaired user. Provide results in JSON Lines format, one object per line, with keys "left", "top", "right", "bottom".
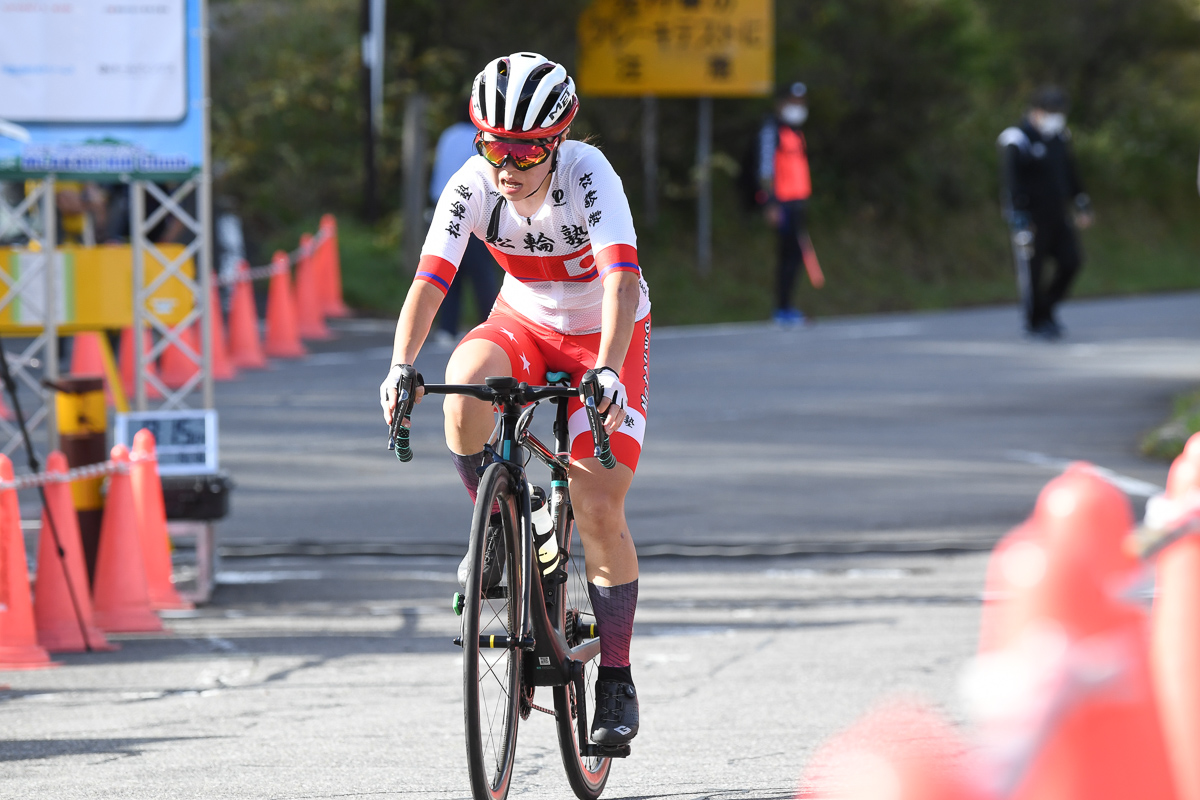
{"left": 459, "top": 297, "right": 651, "bottom": 473}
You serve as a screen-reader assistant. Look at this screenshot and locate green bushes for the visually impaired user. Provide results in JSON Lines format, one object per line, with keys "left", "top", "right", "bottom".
{"left": 211, "top": 0, "right": 1200, "bottom": 320}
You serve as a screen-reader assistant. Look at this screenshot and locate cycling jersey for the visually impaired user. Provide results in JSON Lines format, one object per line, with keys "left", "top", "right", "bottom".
{"left": 417, "top": 140, "right": 651, "bottom": 336}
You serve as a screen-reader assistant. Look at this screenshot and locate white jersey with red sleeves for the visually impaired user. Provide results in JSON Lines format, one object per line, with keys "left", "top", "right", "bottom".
{"left": 417, "top": 140, "right": 651, "bottom": 335}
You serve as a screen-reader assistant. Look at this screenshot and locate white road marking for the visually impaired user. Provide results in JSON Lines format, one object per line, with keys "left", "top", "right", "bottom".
{"left": 1004, "top": 450, "right": 1162, "bottom": 497}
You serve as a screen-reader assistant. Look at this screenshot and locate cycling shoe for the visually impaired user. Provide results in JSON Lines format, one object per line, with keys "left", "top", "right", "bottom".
{"left": 591, "top": 680, "right": 639, "bottom": 745}
{"left": 457, "top": 518, "right": 506, "bottom": 590}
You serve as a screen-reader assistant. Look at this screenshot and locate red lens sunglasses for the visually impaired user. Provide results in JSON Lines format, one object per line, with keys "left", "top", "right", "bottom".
{"left": 474, "top": 132, "right": 560, "bottom": 171}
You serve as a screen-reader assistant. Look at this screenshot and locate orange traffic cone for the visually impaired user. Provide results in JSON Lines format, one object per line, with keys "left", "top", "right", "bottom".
{"left": 797, "top": 701, "right": 985, "bottom": 800}
{"left": 1151, "top": 433, "right": 1200, "bottom": 800}
{"left": 318, "top": 214, "right": 351, "bottom": 317}
{"left": 159, "top": 324, "right": 201, "bottom": 389}
{"left": 970, "top": 467, "right": 1176, "bottom": 800}
{"left": 92, "top": 445, "right": 163, "bottom": 633}
{"left": 119, "top": 327, "right": 164, "bottom": 400}
{"left": 33, "top": 452, "right": 114, "bottom": 652}
{"left": 0, "top": 455, "right": 58, "bottom": 669}
{"left": 70, "top": 332, "right": 117, "bottom": 406}
{"left": 264, "top": 251, "right": 306, "bottom": 358}
{"left": 228, "top": 261, "right": 267, "bottom": 370}
{"left": 130, "top": 431, "right": 191, "bottom": 611}
{"left": 208, "top": 284, "right": 237, "bottom": 381}
{"left": 295, "top": 233, "right": 332, "bottom": 341}
{"left": 977, "top": 521, "right": 1041, "bottom": 654}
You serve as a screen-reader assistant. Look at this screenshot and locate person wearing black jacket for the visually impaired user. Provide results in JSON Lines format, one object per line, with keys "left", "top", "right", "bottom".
{"left": 998, "top": 86, "right": 1094, "bottom": 339}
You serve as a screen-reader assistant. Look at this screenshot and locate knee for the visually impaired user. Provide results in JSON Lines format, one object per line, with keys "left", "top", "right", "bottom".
{"left": 572, "top": 489, "right": 626, "bottom": 537}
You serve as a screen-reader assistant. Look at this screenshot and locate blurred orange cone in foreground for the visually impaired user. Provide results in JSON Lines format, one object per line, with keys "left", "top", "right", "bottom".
{"left": 264, "top": 251, "right": 306, "bottom": 359}
{"left": 227, "top": 261, "right": 267, "bottom": 370}
{"left": 967, "top": 466, "right": 1176, "bottom": 800}
{"left": 0, "top": 455, "right": 58, "bottom": 670}
{"left": 92, "top": 446, "right": 163, "bottom": 633}
{"left": 797, "top": 701, "right": 985, "bottom": 800}
{"left": 209, "top": 285, "right": 237, "bottom": 381}
{"left": 295, "top": 233, "right": 332, "bottom": 341}
{"left": 70, "top": 333, "right": 117, "bottom": 406}
{"left": 33, "top": 452, "right": 114, "bottom": 652}
{"left": 130, "top": 431, "right": 191, "bottom": 611}
{"left": 119, "top": 327, "right": 164, "bottom": 400}
{"left": 159, "top": 325, "right": 201, "bottom": 390}
{"left": 318, "top": 214, "right": 351, "bottom": 317}
{"left": 1151, "top": 433, "right": 1200, "bottom": 800}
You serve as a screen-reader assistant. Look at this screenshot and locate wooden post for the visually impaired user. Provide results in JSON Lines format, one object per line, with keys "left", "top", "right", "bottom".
{"left": 402, "top": 92, "right": 429, "bottom": 272}
{"left": 696, "top": 97, "right": 713, "bottom": 274}
{"left": 642, "top": 95, "right": 658, "bottom": 227}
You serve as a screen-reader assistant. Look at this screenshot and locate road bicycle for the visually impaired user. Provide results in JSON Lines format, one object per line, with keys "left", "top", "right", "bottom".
{"left": 389, "top": 367, "right": 627, "bottom": 800}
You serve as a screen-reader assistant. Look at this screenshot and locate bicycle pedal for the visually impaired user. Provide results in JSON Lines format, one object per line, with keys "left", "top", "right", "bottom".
{"left": 582, "top": 743, "right": 631, "bottom": 759}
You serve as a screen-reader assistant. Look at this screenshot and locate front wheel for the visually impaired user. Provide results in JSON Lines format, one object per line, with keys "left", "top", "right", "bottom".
{"left": 463, "top": 464, "right": 522, "bottom": 800}
{"left": 553, "top": 513, "right": 611, "bottom": 799}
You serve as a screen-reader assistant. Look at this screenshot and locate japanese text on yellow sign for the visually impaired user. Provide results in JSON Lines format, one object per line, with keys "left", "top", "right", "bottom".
{"left": 578, "top": 0, "right": 773, "bottom": 97}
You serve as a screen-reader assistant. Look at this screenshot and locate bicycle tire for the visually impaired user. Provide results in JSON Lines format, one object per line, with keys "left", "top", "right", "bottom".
{"left": 553, "top": 510, "right": 612, "bottom": 799}
{"left": 463, "top": 463, "right": 522, "bottom": 800}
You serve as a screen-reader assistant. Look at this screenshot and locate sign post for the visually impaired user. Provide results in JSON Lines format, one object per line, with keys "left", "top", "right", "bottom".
{"left": 0, "top": 0, "right": 214, "bottom": 457}
{"left": 578, "top": 0, "right": 774, "bottom": 272}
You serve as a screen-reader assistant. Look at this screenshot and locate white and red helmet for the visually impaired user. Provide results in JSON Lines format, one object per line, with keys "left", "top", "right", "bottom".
{"left": 469, "top": 52, "right": 579, "bottom": 140}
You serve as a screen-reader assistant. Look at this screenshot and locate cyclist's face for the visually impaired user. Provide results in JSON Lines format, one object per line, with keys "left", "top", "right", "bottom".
{"left": 482, "top": 134, "right": 556, "bottom": 199}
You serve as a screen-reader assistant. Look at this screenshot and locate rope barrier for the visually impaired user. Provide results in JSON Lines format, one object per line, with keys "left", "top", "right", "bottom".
{"left": 0, "top": 459, "right": 125, "bottom": 491}
{"left": 217, "top": 225, "right": 330, "bottom": 287}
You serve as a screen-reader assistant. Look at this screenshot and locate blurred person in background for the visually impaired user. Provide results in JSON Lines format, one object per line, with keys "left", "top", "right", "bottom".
{"left": 427, "top": 105, "right": 500, "bottom": 348}
{"left": 758, "top": 81, "right": 813, "bottom": 326}
{"left": 998, "top": 85, "right": 1093, "bottom": 341}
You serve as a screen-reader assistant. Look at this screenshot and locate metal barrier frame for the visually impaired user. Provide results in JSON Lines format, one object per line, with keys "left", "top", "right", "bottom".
{"left": 0, "top": 177, "right": 58, "bottom": 454}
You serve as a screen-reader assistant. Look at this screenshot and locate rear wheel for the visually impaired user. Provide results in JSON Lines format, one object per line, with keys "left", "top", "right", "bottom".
{"left": 553, "top": 511, "right": 611, "bottom": 799}
{"left": 463, "top": 464, "right": 522, "bottom": 800}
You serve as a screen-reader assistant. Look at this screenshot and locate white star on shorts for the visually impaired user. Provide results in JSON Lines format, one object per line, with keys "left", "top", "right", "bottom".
{"left": 499, "top": 327, "right": 518, "bottom": 343}
{"left": 520, "top": 353, "right": 531, "bottom": 372}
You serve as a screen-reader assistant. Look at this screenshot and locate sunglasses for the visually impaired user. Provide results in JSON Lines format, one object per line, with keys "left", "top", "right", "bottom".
{"left": 475, "top": 133, "right": 559, "bottom": 170}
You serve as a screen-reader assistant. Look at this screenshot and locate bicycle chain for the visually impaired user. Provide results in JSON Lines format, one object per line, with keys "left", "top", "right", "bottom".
{"left": 529, "top": 702, "right": 556, "bottom": 717}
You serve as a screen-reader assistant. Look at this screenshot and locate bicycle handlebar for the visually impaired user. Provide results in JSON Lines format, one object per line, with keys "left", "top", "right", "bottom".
{"left": 388, "top": 373, "right": 615, "bottom": 469}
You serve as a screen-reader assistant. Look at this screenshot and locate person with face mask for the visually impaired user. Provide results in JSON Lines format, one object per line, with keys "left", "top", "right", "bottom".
{"left": 758, "top": 82, "right": 813, "bottom": 326}
{"left": 998, "top": 85, "right": 1093, "bottom": 340}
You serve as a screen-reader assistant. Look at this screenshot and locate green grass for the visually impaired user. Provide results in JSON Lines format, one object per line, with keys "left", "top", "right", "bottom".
{"left": 283, "top": 186, "right": 1200, "bottom": 324}
{"left": 1143, "top": 390, "right": 1200, "bottom": 461}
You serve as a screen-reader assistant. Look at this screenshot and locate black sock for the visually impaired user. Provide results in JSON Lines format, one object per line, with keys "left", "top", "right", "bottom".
{"left": 597, "top": 665, "right": 633, "bottom": 685}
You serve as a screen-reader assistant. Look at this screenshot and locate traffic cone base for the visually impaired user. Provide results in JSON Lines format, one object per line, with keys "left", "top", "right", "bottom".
{"left": 33, "top": 452, "right": 115, "bottom": 653}
{"left": 131, "top": 430, "right": 192, "bottom": 611}
{"left": 92, "top": 445, "right": 164, "bottom": 634}
{"left": 264, "top": 251, "right": 306, "bottom": 359}
{"left": 318, "top": 215, "right": 351, "bottom": 317}
{"left": 0, "top": 455, "right": 59, "bottom": 670}
{"left": 209, "top": 285, "right": 238, "bottom": 381}
{"left": 228, "top": 262, "right": 267, "bottom": 370}
{"left": 159, "top": 325, "right": 201, "bottom": 390}
{"left": 295, "top": 233, "right": 332, "bottom": 341}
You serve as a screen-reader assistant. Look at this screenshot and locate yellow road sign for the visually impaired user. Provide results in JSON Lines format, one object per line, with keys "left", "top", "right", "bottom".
{"left": 578, "top": 0, "right": 774, "bottom": 97}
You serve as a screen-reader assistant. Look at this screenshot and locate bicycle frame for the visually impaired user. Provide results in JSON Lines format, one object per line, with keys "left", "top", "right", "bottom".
{"left": 425, "top": 380, "right": 598, "bottom": 661}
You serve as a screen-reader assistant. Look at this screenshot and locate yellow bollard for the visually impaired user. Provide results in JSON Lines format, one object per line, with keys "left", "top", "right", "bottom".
{"left": 54, "top": 376, "right": 106, "bottom": 583}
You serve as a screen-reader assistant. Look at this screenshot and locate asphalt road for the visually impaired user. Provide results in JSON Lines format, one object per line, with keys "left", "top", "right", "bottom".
{"left": 218, "top": 292, "right": 1195, "bottom": 553}
{"left": 2, "top": 292, "right": 1198, "bottom": 798}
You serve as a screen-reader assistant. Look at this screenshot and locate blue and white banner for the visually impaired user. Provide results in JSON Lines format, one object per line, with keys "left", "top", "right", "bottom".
{"left": 0, "top": 0, "right": 205, "bottom": 180}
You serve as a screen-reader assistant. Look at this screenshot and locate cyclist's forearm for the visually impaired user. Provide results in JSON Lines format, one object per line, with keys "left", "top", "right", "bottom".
{"left": 392, "top": 281, "right": 444, "bottom": 365}
{"left": 595, "top": 272, "right": 640, "bottom": 371}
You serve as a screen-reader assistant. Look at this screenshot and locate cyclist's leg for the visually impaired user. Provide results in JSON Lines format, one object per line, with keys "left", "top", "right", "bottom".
{"left": 560, "top": 315, "right": 651, "bottom": 744}
{"left": 444, "top": 315, "right": 546, "bottom": 500}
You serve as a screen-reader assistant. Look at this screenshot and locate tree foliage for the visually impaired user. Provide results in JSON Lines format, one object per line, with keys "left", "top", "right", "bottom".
{"left": 211, "top": 0, "right": 1200, "bottom": 273}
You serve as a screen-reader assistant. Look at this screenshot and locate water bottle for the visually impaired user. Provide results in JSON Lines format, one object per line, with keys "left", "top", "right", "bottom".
{"left": 530, "top": 486, "right": 558, "bottom": 574}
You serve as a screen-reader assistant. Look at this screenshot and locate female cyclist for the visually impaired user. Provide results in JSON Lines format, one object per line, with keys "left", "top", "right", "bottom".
{"left": 380, "top": 52, "right": 650, "bottom": 747}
